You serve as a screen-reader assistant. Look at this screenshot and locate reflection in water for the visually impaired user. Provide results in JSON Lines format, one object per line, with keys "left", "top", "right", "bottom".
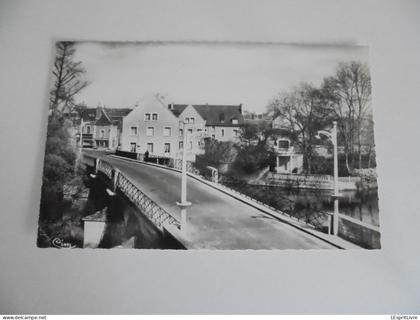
{"left": 277, "top": 188, "right": 380, "bottom": 227}
{"left": 223, "top": 182, "right": 381, "bottom": 249}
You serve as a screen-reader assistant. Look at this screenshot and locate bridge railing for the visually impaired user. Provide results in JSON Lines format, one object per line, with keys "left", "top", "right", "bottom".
{"left": 96, "top": 158, "right": 180, "bottom": 230}
{"left": 97, "top": 158, "right": 113, "bottom": 180}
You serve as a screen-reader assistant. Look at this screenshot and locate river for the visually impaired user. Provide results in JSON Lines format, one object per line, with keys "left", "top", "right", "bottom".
{"left": 221, "top": 182, "right": 381, "bottom": 249}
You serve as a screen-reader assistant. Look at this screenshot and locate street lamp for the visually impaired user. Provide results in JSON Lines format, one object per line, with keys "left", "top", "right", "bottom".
{"left": 176, "top": 120, "right": 192, "bottom": 236}
{"left": 317, "top": 121, "right": 339, "bottom": 236}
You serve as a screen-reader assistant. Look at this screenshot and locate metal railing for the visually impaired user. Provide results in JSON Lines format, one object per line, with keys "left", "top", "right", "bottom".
{"left": 97, "top": 159, "right": 113, "bottom": 180}
{"left": 96, "top": 158, "right": 180, "bottom": 230}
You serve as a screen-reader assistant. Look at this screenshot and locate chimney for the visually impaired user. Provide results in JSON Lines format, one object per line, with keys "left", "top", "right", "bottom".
{"left": 168, "top": 103, "right": 174, "bottom": 110}
{"left": 239, "top": 103, "right": 242, "bottom": 114}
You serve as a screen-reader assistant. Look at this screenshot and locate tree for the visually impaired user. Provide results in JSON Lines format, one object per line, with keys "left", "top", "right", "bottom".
{"left": 235, "top": 143, "right": 274, "bottom": 174}
{"left": 322, "top": 61, "right": 372, "bottom": 170}
{"left": 40, "top": 43, "right": 88, "bottom": 222}
{"left": 202, "top": 139, "right": 238, "bottom": 164}
{"left": 239, "top": 122, "right": 270, "bottom": 146}
{"left": 50, "top": 41, "right": 89, "bottom": 115}
{"left": 268, "top": 83, "right": 331, "bottom": 173}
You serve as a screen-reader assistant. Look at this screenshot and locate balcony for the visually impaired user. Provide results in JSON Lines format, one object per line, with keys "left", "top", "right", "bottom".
{"left": 82, "top": 133, "right": 93, "bottom": 140}
{"left": 273, "top": 146, "right": 294, "bottom": 156}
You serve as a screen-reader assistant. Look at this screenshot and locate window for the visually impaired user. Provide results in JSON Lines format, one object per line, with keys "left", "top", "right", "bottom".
{"left": 152, "top": 113, "right": 158, "bottom": 121}
{"left": 219, "top": 113, "right": 225, "bottom": 123}
{"left": 164, "top": 143, "right": 171, "bottom": 153}
{"left": 130, "top": 126, "right": 138, "bottom": 136}
{"left": 179, "top": 128, "right": 183, "bottom": 136}
{"left": 188, "top": 141, "right": 193, "bottom": 150}
{"left": 212, "top": 134, "right": 215, "bottom": 139}
{"left": 100, "top": 129, "right": 105, "bottom": 138}
{"left": 212, "top": 126, "right": 215, "bottom": 131}
{"left": 86, "top": 126, "right": 90, "bottom": 134}
{"left": 197, "top": 128, "right": 202, "bottom": 133}
{"left": 190, "top": 117, "right": 195, "bottom": 124}
{"left": 278, "top": 139, "right": 290, "bottom": 149}
{"left": 232, "top": 119, "right": 238, "bottom": 124}
{"left": 145, "top": 113, "right": 151, "bottom": 121}
{"left": 146, "top": 127, "right": 154, "bottom": 137}
{"left": 221, "top": 129, "right": 225, "bottom": 137}
{"left": 130, "top": 143, "right": 136, "bottom": 153}
{"left": 179, "top": 141, "right": 183, "bottom": 149}
{"left": 187, "top": 128, "right": 193, "bottom": 135}
{"left": 147, "top": 143, "right": 154, "bottom": 153}
{"left": 185, "top": 117, "right": 189, "bottom": 124}
{"left": 163, "top": 127, "right": 172, "bottom": 137}
{"left": 233, "top": 129, "right": 239, "bottom": 137}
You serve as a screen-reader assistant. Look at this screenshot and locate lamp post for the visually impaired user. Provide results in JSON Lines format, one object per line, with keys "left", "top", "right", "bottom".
{"left": 176, "top": 120, "right": 192, "bottom": 236}
{"left": 317, "top": 121, "right": 339, "bottom": 236}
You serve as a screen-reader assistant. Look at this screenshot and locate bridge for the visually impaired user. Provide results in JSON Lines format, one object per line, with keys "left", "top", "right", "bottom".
{"left": 81, "top": 150, "right": 359, "bottom": 250}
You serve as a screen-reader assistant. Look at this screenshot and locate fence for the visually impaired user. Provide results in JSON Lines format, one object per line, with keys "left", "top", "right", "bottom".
{"left": 96, "top": 158, "right": 180, "bottom": 230}
{"left": 96, "top": 152, "right": 378, "bottom": 248}
{"left": 265, "top": 172, "right": 360, "bottom": 190}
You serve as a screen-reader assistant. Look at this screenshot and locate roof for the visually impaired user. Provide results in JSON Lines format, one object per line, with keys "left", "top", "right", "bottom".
{"left": 105, "top": 108, "right": 132, "bottom": 118}
{"left": 104, "top": 108, "right": 132, "bottom": 130}
{"left": 169, "top": 104, "right": 244, "bottom": 126}
{"left": 80, "top": 108, "right": 97, "bottom": 122}
{"left": 95, "top": 108, "right": 113, "bottom": 126}
{"left": 268, "top": 128, "right": 297, "bottom": 140}
{"left": 78, "top": 107, "right": 132, "bottom": 130}
{"left": 244, "top": 118, "right": 272, "bottom": 129}
{"left": 168, "top": 104, "right": 188, "bottom": 117}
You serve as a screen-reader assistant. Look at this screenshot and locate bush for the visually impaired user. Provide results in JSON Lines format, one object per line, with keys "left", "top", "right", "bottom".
{"left": 234, "top": 144, "right": 274, "bottom": 174}
{"left": 39, "top": 115, "right": 77, "bottom": 221}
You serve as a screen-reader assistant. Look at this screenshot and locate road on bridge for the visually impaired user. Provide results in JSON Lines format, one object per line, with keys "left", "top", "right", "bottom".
{"left": 96, "top": 154, "right": 336, "bottom": 249}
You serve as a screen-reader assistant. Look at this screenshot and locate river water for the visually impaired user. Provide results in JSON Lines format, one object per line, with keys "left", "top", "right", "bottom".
{"left": 222, "top": 182, "right": 381, "bottom": 249}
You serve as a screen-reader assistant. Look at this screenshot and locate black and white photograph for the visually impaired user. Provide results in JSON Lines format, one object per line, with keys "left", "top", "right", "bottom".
{"left": 38, "top": 41, "right": 380, "bottom": 250}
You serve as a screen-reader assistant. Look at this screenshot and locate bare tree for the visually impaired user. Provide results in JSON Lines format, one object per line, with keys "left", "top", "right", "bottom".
{"left": 50, "top": 42, "right": 89, "bottom": 115}
{"left": 268, "top": 83, "right": 330, "bottom": 174}
{"left": 322, "top": 61, "right": 372, "bottom": 170}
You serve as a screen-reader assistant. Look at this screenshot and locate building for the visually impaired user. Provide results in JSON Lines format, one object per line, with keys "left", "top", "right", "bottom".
{"left": 269, "top": 116, "right": 304, "bottom": 174}
{"left": 169, "top": 104, "right": 207, "bottom": 158}
{"left": 169, "top": 103, "right": 244, "bottom": 142}
{"left": 78, "top": 106, "right": 132, "bottom": 150}
{"left": 120, "top": 95, "right": 245, "bottom": 160}
{"left": 121, "top": 95, "right": 180, "bottom": 157}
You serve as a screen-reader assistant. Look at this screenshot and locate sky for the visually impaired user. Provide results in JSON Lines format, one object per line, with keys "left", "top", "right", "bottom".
{"left": 72, "top": 42, "right": 369, "bottom": 113}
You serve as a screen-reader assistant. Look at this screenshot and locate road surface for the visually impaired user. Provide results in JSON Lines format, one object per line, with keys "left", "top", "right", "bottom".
{"left": 90, "top": 153, "right": 335, "bottom": 249}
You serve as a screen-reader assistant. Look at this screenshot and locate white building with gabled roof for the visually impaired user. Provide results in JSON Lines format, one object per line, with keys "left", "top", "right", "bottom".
{"left": 121, "top": 94, "right": 179, "bottom": 157}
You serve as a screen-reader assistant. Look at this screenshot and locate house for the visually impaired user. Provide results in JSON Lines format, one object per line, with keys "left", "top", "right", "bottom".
{"left": 119, "top": 96, "right": 245, "bottom": 161}
{"left": 78, "top": 106, "right": 132, "bottom": 150}
{"left": 168, "top": 103, "right": 244, "bottom": 142}
{"left": 170, "top": 104, "right": 207, "bottom": 158}
{"left": 121, "top": 95, "right": 180, "bottom": 157}
{"left": 269, "top": 116, "right": 304, "bottom": 174}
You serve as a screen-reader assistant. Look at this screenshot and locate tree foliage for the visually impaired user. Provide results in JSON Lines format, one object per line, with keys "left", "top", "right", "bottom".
{"left": 202, "top": 139, "right": 238, "bottom": 163}
{"left": 267, "top": 61, "right": 374, "bottom": 174}
{"left": 40, "top": 117, "right": 77, "bottom": 221}
{"left": 40, "top": 42, "right": 88, "bottom": 222}
{"left": 268, "top": 83, "right": 332, "bottom": 173}
{"left": 235, "top": 143, "right": 274, "bottom": 174}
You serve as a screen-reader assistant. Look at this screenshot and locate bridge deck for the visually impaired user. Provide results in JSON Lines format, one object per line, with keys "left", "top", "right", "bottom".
{"left": 94, "top": 154, "right": 336, "bottom": 250}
